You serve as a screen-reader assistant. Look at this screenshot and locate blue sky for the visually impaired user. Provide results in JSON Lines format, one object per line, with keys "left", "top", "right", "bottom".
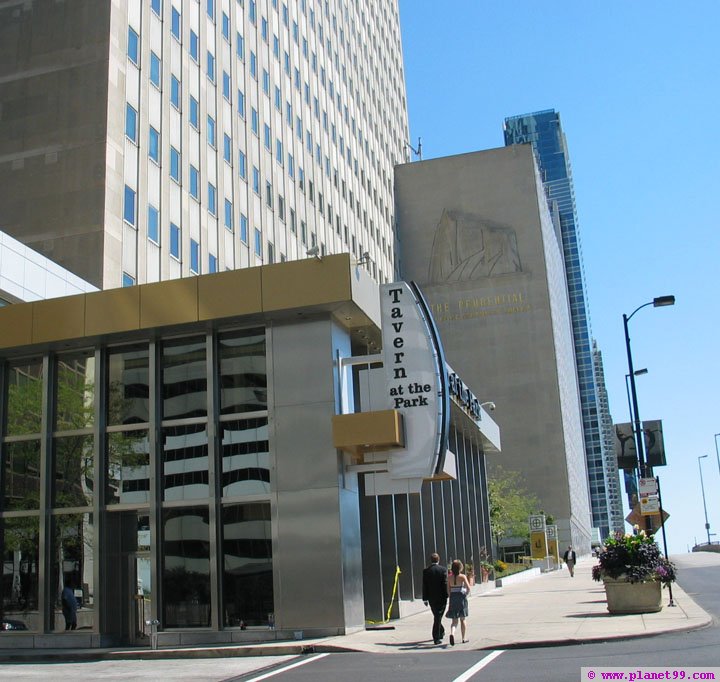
{"left": 398, "top": 0, "right": 720, "bottom": 554}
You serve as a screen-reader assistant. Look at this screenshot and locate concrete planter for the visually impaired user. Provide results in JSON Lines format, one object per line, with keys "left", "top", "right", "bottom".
{"left": 602, "top": 577, "right": 662, "bottom": 614}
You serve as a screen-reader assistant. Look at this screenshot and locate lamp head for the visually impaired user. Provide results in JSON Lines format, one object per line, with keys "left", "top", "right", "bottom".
{"left": 653, "top": 295, "right": 675, "bottom": 307}
{"left": 480, "top": 401, "right": 496, "bottom": 412}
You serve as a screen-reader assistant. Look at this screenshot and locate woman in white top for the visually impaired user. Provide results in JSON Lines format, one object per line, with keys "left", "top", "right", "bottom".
{"left": 445, "top": 559, "right": 471, "bottom": 645}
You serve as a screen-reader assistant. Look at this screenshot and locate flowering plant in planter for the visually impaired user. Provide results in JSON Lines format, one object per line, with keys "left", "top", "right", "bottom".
{"left": 591, "top": 529, "right": 676, "bottom": 586}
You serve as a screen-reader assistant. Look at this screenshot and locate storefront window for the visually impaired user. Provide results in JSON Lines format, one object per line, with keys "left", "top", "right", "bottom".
{"left": 218, "top": 329, "right": 267, "bottom": 414}
{"left": 53, "top": 435, "right": 94, "bottom": 508}
{"left": 107, "top": 345, "right": 150, "bottom": 426}
{"left": 162, "top": 338, "right": 207, "bottom": 420}
{"left": 107, "top": 431, "right": 150, "bottom": 505}
{"left": 1, "top": 516, "right": 40, "bottom": 631}
{"left": 162, "top": 506, "right": 210, "bottom": 628}
{"left": 221, "top": 502, "right": 273, "bottom": 627}
{"left": 50, "top": 513, "right": 95, "bottom": 632}
{"left": 5, "top": 361, "right": 43, "bottom": 436}
{"left": 2, "top": 440, "right": 41, "bottom": 511}
{"left": 220, "top": 418, "right": 270, "bottom": 496}
{"left": 162, "top": 424, "right": 209, "bottom": 501}
{"left": 55, "top": 351, "right": 95, "bottom": 431}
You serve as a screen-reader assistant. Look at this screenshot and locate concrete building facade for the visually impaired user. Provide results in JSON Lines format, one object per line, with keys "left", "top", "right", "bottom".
{"left": 0, "top": 0, "right": 408, "bottom": 289}
{"left": 394, "top": 145, "right": 593, "bottom": 552}
{"left": 503, "top": 110, "right": 620, "bottom": 539}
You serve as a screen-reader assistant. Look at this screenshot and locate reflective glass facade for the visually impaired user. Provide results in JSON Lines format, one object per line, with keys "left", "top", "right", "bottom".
{"left": 504, "top": 110, "right": 619, "bottom": 537}
{"left": 0, "top": 327, "right": 270, "bottom": 639}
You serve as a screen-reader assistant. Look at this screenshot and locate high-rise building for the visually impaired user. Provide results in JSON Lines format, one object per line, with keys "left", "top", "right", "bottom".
{"left": 592, "top": 341, "right": 625, "bottom": 535}
{"left": 0, "top": 0, "right": 408, "bottom": 289}
{"left": 394, "top": 145, "right": 593, "bottom": 552}
{"left": 503, "top": 110, "right": 617, "bottom": 539}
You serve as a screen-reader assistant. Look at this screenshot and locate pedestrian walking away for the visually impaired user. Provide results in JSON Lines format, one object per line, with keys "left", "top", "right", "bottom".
{"left": 563, "top": 545, "right": 577, "bottom": 577}
{"left": 422, "top": 552, "right": 448, "bottom": 645}
{"left": 446, "top": 559, "right": 471, "bottom": 645}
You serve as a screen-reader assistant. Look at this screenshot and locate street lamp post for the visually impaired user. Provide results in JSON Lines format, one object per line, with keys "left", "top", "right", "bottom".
{"left": 623, "top": 296, "right": 675, "bottom": 479}
{"left": 698, "top": 455, "right": 712, "bottom": 546}
{"left": 714, "top": 433, "right": 720, "bottom": 478}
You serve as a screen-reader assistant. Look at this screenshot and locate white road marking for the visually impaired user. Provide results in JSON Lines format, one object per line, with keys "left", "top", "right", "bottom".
{"left": 451, "top": 649, "right": 505, "bottom": 682}
{"left": 243, "top": 653, "right": 330, "bottom": 681}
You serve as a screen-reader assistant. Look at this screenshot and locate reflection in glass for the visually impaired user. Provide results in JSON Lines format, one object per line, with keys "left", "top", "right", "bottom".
{"left": 163, "top": 425, "right": 209, "bottom": 501}
{"left": 5, "top": 362, "right": 43, "bottom": 436}
{"left": 221, "top": 418, "right": 270, "bottom": 496}
{"left": 162, "top": 506, "right": 210, "bottom": 628}
{"left": 222, "top": 503, "right": 273, "bottom": 627}
{"left": 1, "top": 516, "right": 40, "bottom": 631}
{"left": 2, "top": 440, "right": 41, "bottom": 511}
{"left": 107, "top": 346, "right": 150, "bottom": 426}
{"left": 55, "top": 351, "right": 95, "bottom": 431}
{"left": 107, "top": 431, "right": 150, "bottom": 505}
{"left": 50, "top": 513, "right": 95, "bottom": 632}
{"left": 219, "top": 328, "right": 267, "bottom": 414}
{"left": 53, "top": 435, "right": 94, "bottom": 508}
{"left": 162, "top": 337, "right": 207, "bottom": 420}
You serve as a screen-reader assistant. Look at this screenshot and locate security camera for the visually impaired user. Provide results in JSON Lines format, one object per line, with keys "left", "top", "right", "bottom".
{"left": 306, "top": 245, "right": 320, "bottom": 259}
{"left": 481, "top": 401, "right": 496, "bottom": 412}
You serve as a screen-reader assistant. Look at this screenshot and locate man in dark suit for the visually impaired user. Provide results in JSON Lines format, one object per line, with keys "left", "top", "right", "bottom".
{"left": 422, "top": 553, "right": 448, "bottom": 645}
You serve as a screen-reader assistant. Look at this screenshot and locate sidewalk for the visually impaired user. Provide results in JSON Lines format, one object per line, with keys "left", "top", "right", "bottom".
{"left": 318, "top": 558, "right": 711, "bottom": 653}
{"left": 0, "top": 558, "right": 712, "bottom": 662}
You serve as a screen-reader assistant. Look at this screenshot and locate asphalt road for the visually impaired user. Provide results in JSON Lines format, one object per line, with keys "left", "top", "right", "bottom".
{"left": 1, "top": 553, "right": 717, "bottom": 681}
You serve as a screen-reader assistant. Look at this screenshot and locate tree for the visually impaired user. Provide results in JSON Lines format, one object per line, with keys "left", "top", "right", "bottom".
{"left": 487, "top": 466, "right": 539, "bottom": 550}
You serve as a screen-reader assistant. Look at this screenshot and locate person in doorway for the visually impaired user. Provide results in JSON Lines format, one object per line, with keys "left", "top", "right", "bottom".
{"left": 61, "top": 583, "right": 78, "bottom": 631}
{"left": 563, "top": 546, "right": 577, "bottom": 577}
{"left": 446, "top": 559, "right": 471, "bottom": 645}
{"left": 422, "top": 553, "right": 448, "bottom": 645}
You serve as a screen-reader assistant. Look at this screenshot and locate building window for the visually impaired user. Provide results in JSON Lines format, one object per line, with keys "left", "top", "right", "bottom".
{"left": 207, "top": 0, "right": 215, "bottom": 21}
{"left": 128, "top": 27, "right": 139, "bottom": 65}
{"left": 237, "top": 89, "right": 245, "bottom": 117}
{"left": 224, "top": 199, "right": 233, "bottom": 230}
{"left": 275, "top": 139, "right": 283, "bottom": 164}
{"left": 122, "top": 272, "right": 136, "bottom": 287}
{"left": 190, "top": 239, "right": 200, "bottom": 273}
{"left": 170, "top": 147, "right": 180, "bottom": 182}
{"left": 170, "top": 223, "right": 181, "bottom": 259}
{"left": 125, "top": 103, "right": 138, "bottom": 143}
{"left": 236, "top": 32, "right": 244, "bottom": 60}
{"left": 190, "top": 96, "right": 199, "bottom": 128}
{"left": 149, "top": 127, "right": 160, "bottom": 163}
{"left": 222, "top": 71, "right": 231, "bottom": 101}
{"left": 207, "top": 51, "right": 215, "bottom": 81}
{"left": 252, "top": 166, "right": 260, "bottom": 194}
{"left": 238, "top": 150, "right": 247, "bottom": 179}
{"left": 265, "top": 181, "right": 272, "bottom": 208}
{"left": 240, "top": 213, "right": 248, "bottom": 243}
{"left": 222, "top": 12, "right": 230, "bottom": 39}
{"left": 262, "top": 69, "right": 269, "bottom": 95}
{"left": 190, "top": 165, "right": 199, "bottom": 199}
{"left": 249, "top": 0, "right": 256, "bottom": 24}
{"left": 171, "top": 7, "right": 181, "bottom": 41}
{"left": 208, "top": 183, "right": 217, "bottom": 215}
{"left": 207, "top": 116, "right": 216, "bottom": 147}
{"left": 150, "top": 52, "right": 161, "bottom": 88}
{"left": 223, "top": 134, "right": 232, "bottom": 164}
{"left": 263, "top": 124, "right": 271, "bottom": 150}
{"left": 124, "top": 185, "right": 136, "bottom": 226}
{"left": 250, "top": 51, "right": 257, "bottom": 79}
{"left": 170, "top": 75, "right": 181, "bottom": 109}
{"left": 208, "top": 253, "right": 217, "bottom": 273}
{"left": 190, "top": 30, "right": 199, "bottom": 61}
{"left": 148, "top": 204, "right": 159, "bottom": 243}
{"left": 151, "top": 0, "right": 161, "bottom": 16}
{"left": 254, "top": 227, "right": 262, "bottom": 257}
{"left": 251, "top": 107, "right": 258, "bottom": 135}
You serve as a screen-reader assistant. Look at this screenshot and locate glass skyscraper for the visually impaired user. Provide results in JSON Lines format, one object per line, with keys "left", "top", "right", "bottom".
{"left": 503, "top": 109, "right": 620, "bottom": 539}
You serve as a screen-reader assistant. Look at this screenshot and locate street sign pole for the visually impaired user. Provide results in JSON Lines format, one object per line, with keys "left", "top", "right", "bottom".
{"left": 656, "top": 476, "right": 675, "bottom": 607}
